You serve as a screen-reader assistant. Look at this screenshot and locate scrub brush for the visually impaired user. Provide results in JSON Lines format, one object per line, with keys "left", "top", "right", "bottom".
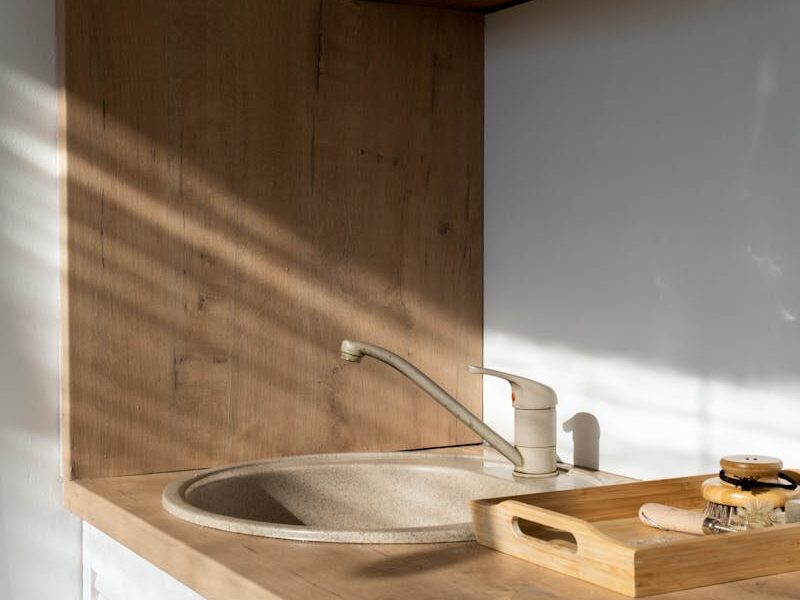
{"left": 702, "top": 455, "right": 798, "bottom": 529}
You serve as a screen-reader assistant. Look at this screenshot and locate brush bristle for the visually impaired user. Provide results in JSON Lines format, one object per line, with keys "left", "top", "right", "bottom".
{"left": 705, "top": 502, "right": 737, "bottom": 527}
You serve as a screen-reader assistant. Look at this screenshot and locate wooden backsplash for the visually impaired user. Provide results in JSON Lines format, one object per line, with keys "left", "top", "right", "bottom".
{"left": 59, "top": 0, "right": 483, "bottom": 479}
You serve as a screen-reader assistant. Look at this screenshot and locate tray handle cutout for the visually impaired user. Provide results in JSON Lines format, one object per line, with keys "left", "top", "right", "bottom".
{"left": 497, "top": 500, "right": 609, "bottom": 560}
{"left": 512, "top": 517, "right": 578, "bottom": 555}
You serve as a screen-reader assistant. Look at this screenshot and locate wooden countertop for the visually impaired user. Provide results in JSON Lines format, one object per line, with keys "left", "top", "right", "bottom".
{"left": 64, "top": 451, "right": 800, "bottom": 600}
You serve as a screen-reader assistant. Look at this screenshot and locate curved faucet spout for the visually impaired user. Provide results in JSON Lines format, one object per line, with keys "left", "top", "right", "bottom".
{"left": 340, "top": 340, "right": 524, "bottom": 468}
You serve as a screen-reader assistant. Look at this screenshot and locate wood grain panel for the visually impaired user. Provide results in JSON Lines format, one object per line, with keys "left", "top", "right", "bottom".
{"left": 60, "top": 0, "right": 484, "bottom": 479}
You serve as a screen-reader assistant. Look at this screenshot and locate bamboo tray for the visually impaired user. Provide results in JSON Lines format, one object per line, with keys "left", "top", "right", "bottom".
{"left": 470, "top": 474, "right": 800, "bottom": 597}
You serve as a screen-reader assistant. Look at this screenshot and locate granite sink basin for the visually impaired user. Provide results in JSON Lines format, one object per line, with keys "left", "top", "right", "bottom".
{"left": 162, "top": 450, "right": 626, "bottom": 543}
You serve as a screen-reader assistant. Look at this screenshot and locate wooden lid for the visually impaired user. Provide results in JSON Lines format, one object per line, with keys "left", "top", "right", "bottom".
{"left": 720, "top": 455, "right": 782, "bottom": 479}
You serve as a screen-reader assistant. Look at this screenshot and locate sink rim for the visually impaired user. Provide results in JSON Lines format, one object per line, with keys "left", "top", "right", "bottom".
{"left": 163, "top": 450, "right": 532, "bottom": 544}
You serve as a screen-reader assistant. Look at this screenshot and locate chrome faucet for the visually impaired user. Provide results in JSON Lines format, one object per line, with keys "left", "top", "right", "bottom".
{"left": 340, "top": 340, "right": 558, "bottom": 477}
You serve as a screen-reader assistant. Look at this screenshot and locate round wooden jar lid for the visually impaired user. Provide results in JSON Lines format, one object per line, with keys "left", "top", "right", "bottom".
{"left": 720, "top": 455, "right": 783, "bottom": 479}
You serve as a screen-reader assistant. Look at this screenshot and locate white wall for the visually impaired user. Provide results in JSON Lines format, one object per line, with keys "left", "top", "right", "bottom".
{"left": 485, "top": 0, "right": 800, "bottom": 479}
{"left": 0, "top": 0, "right": 82, "bottom": 598}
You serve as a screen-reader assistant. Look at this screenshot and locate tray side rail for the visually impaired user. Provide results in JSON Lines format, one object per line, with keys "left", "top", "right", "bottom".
{"left": 471, "top": 499, "right": 638, "bottom": 596}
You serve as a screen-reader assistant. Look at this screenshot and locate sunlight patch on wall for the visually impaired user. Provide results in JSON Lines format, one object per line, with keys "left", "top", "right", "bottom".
{"left": 484, "top": 330, "right": 800, "bottom": 479}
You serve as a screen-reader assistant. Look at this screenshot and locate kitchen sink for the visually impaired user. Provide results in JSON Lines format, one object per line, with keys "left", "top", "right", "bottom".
{"left": 163, "top": 450, "right": 626, "bottom": 543}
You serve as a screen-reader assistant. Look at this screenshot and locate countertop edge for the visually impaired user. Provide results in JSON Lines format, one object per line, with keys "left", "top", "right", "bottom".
{"left": 64, "top": 479, "right": 280, "bottom": 600}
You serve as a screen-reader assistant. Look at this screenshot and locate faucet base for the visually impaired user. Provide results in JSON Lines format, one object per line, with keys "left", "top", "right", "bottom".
{"left": 512, "top": 468, "right": 559, "bottom": 479}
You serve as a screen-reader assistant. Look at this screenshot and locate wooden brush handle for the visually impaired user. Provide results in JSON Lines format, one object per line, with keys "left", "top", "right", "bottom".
{"left": 639, "top": 503, "right": 707, "bottom": 535}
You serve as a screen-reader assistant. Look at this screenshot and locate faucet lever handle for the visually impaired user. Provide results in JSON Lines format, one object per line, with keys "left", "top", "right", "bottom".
{"left": 467, "top": 365, "right": 557, "bottom": 410}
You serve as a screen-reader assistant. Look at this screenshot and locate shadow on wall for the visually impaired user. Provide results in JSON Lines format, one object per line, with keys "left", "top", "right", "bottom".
{"left": 563, "top": 413, "right": 599, "bottom": 471}
{"left": 484, "top": 0, "right": 800, "bottom": 479}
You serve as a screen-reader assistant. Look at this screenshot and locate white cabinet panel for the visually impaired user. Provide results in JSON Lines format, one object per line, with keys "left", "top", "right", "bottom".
{"left": 82, "top": 523, "right": 206, "bottom": 600}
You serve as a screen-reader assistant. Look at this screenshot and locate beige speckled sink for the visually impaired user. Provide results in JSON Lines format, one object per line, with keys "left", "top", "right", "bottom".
{"left": 163, "top": 450, "right": 627, "bottom": 543}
